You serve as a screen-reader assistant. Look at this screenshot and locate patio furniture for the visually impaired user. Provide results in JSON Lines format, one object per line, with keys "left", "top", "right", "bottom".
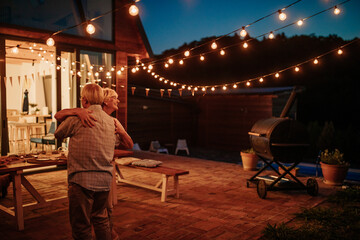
{"left": 175, "top": 139, "right": 189, "bottom": 155}
{"left": 30, "top": 122, "right": 56, "bottom": 151}
{"left": 115, "top": 162, "right": 189, "bottom": 202}
{"left": 149, "top": 140, "right": 169, "bottom": 154}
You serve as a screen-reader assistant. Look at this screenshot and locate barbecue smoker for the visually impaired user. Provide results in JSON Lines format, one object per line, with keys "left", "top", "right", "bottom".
{"left": 246, "top": 87, "right": 318, "bottom": 199}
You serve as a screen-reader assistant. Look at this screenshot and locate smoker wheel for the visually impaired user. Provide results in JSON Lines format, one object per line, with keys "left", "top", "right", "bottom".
{"left": 257, "top": 180, "right": 267, "bottom": 199}
{"left": 306, "top": 178, "right": 319, "bottom": 196}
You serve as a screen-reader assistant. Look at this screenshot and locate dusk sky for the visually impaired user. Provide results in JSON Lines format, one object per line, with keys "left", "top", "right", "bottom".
{"left": 137, "top": 0, "right": 360, "bottom": 55}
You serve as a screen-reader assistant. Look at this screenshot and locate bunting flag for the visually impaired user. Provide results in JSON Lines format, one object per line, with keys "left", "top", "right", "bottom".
{"left": 18, "top": 76, "right": 21, "bottom": 85}
{"left": 43, "top": 70, "right": 46, "bottom": 76}
{"left": 9, "top": 76, "right": 12, "bottom": 86}
{"left": 178, "top": 88, "right": 183, "bottom": 97}
{"left": 145, "top": 88, "right": 150, "bottom": 97}
{"left": 167, "top": 89, "right": 172, "bottom": 98}
{"left": 32, "top": 73, "right": 35, "bottom": 81}
{"left": 24, "top": 75, "right": 27, "bottom": 85}
{"left": 3, "top": 76, "right": 6, "bottom": 87}
{"left": 191, "top": 88, "right": 195, "bottom": 96}
{"left": 160, "top": 89, "right": 164, "bottom": 97}
{"left": 131, "top": 86, "right": 136, "bottom": 95}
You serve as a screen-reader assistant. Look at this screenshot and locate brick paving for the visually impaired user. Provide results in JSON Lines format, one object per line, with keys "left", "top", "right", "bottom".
{"left": 0, "top": 151, "right": 338, "bottom": 240}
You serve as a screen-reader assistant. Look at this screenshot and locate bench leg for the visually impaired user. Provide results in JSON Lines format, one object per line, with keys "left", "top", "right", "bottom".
{"left": 12, "top": 172, "right": 24, "bottom": 231}
{"left": 174, "top": 176, "right": 180, "bottom": 198}
{"left": 161, "top": 174, "right": 168, "bottom": 202}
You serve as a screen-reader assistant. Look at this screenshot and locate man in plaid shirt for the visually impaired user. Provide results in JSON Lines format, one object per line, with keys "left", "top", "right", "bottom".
{"left": 55, "top": 83, "right": 120, "bottom": 240}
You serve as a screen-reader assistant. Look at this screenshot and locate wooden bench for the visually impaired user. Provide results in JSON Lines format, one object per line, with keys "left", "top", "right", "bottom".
{"left": 115, "top": 164, "right": 189, "bottom": 202}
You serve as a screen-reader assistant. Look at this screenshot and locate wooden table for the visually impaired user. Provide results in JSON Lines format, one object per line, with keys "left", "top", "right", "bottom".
{"left": 0, "top": 160, "right": 67, "bottom": 231}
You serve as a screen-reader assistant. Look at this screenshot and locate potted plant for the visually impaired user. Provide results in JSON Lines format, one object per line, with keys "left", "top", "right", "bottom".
{"left": 240, "top": 148, "right": 259, "bottom": 171}
{"left": 29, "top": 103, "right": 37, "bottom": 114}
{"left": 320, "top": 149, "right": 349, "bottom": 186}
{"left": 35, "top": 108, "right": 40, "bottom": 115}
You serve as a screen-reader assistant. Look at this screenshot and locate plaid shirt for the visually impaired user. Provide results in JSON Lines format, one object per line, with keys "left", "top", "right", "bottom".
{"left": 55, "top": 105, "right": 119, "bottom": 191}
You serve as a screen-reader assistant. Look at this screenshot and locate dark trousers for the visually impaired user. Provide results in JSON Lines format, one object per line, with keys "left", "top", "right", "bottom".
{"left": 68, "top": 183, "right": 111, "bottom": 240}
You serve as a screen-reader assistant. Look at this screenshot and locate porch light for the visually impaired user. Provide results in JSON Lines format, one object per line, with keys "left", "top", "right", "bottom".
{"left": 129, "top": 5, "right": 139, "bottom": 16}
{"left": 86, "top": 23, "right": 96, "bottom": 34}
{"left": 46, "top": 37, "right": 55, "bottom": 47}
{"left": 278, "top": 10, "right": 286, "bottom": 21}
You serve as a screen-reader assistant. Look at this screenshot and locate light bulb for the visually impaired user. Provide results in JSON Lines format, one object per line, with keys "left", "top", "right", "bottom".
{"left": 95, "top": 72, "right": 99, "bottom": 77}
{"left": 202, "top": 87, "right": 206, "bottom": 91}
{"left": 211, "top": 87, "right": 215, "bottom": 91}
{"left": 129, "top": 5, "right": 139, "bottom": 16}
{"left": 269, "top": 32, "right": 275, "bottom": 39}
{"left": 46, "top": 37, "right": 55, "bottom": 46}
{"left": 194, "top": 87, "right": 198, "bottom": 91}
{"left": 86, "top": 23, "right": 96, "bottom": 34}
{"left": 99, "top": 66, "right": 103, "bottom": 71}
{"left": 131, "top": 68, "right": 136, "bottom": 73}
{"left": 179, "top": 59, "right": 184, "bottom": 65}
{"left": 275, "top": 73, "right": 280, "bottom": 78}
{"left": 87, "top": 72, "right": 91, "bottom": 76}
{"left": 220, "top": 49, "right": 225, "bottom": 55}
{"left": 222, "top": 86, "right": 227, "bottom": 90}
{"left": 334, "top": 6, "right": 340, "bottom": 15}
{"left": 200, "top": 55, "right": 205, "bottom": 61}
{"left": 211, "top": 42, "right": 217, "bottom": 50}
{"left": 297, "top": 20, "right": 303, "bottom": 26}
{"left": 111, "top": 67, "right": 115, "bottom": 71}
{"left": 148, "top": 65, "right": 153, "bottom": 70}
{"left": 295, "top": 66, "right": 300, "bottom": 72}
{"left": 243, "top": 42, "right": 248, "bottom": 48}
{"left": 278, "top": 10, "right": 287, "bottom": 21}
{"left": 182, "top": 85, "right": 186, "bottom": 89}
{"left": 240, "top": 26, "right": 247, "bottom": 38}
{"left": 106, "top": 72, "right": 111, "bottom": 76}
{"left": 259, "top": 78, "right": 264, "bottom": 83}
{"left": 168, "top": 58, "right": 174, "bottom": 64}
{"left": 187, "top": 86, "right": 191, "bottom": 90}
{"left": 337, "top": 49, "right": 343, "bottom": 55}
{"left": 164, "top": 63, "right": 169, "bottom": 68}
{"left": 11, "top": 45, "right": 19, "bottom": 54}
{"left": 233, "top": 84, "right": 237, "bottom": 88}
{"left": 184, "top": 50, "right": 190, "bottom": 57}
{"left": 151, "top": 72, "right": 155, "bottom": 76}
{"left": 314, "top": 59, "right": 319, "bottom": 64}
{"left": 246, "top": 81, "right": 251, "bottom": 86}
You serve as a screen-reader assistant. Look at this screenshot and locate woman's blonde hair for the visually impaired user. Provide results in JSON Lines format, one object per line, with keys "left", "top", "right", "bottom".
{"left": 81, "top": 83, "right": 104, "bottom": 105}
{"left": 103, "top": 88, "right": 118, "bottom": 102}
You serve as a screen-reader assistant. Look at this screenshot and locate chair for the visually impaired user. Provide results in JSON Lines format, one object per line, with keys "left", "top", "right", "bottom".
{"left": 149, "top": 140, "right": 169, "bottom": 154}
{"left": 30, "top": 122, "right": 56, "bottom": 151}
{"left": 132, "top": 143, "right": 142, "bottom": 151}
{"left": 175, "top": 139, "right": 190, "bottom": 155}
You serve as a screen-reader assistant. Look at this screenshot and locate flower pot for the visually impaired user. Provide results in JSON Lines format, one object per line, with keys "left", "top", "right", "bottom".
{"left": 240, "top": 152, "right": 259, "bottom": 171}
{"left": 320, "top": 162, "right": 349, "bottom": 186}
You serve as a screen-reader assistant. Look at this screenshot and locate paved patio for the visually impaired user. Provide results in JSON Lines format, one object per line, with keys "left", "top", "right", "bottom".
{"left": 0, "top": 151, "right": 338, "bottom": 240}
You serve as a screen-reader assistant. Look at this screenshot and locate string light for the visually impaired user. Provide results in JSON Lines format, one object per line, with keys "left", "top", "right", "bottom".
{"left": 337, "top": 49, "right": 343, "bottom": 55}
{"left": 297, "top": 19, "right": 304, "bottom": 26}
{"left": 46, "top": 37, "right": 55, "bottom": 46}
{"left": 129, "top": 5, "right": 139, "bottom": 16}
{"left": 240, "top": 26, "right": 247, "bottom": 38}
{"left": 86, "top": 23, "right": 96, "bottom": 34}
{"left": 220, "top": 49, "right": 226, "bottom": 55}
{"left": 184, "top": 50, "right": 190, "bottom": 57}
{"left": 243, "top": 42, "right": 248, "bottom": 48}
{"left": 246, "top": 81, "right": 251, "bottom": 86}
{"left": 313, "top": 58, "right": 319, "bottom": 64}
{"left": 268, "top": 32, "right": 275, "bottom": 39}
{"left": 11, "top": 45, "right": 19, "bottom": 54}
{"left": 295, "top": 66, "right": 300, "bottom": 72}
{"left": 233, "top": 84, "right": 237, "bottom": 88}
{"left": 278, "top": 10, "right": 287, "bottom": 21}
{"left": 168, "top": 58, "right": 174, "bottom": 64}
{"left": 200, "top": 55, "right": 205, "bottom": 61}
{"left": 164, "top": 63, "right": 169, "bottom": 68}
{"left": 334, "top": 6, "right": 341, "bottom": 15}
{"left": 179, "top": 59, "right": 184, "bottom": 65}
{"left": 259, "top": 78, "right": 264, "bottom": 83}
{"left": 275, "top": 73, "right": 280, "bottom": 78}
{"left": 211, "top": 42, "right": 218, "bottom": 50}
{"left": 211, "top": 87, "right": 215, "bottom": 91}
{"left": 222, "top": 86, "right": 227, "bottom": 90}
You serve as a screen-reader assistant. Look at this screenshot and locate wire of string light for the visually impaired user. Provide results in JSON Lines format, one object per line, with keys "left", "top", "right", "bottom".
{"left": 136, "top": 0, "right": 351, "bottom": 67}
{"left": 135, "top": 0, "right": 351, "bottom": 75}
{"left": 138, "top": 37, "right": 359, "bottom": 93}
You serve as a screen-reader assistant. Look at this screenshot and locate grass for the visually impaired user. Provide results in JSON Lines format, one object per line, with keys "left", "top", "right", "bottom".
{"left": 261, "top": 186, "right": 360, "bottom": 240}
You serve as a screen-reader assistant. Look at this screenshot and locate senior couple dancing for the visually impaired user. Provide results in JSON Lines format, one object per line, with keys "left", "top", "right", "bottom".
{"left": 54, "top": 83, "right": 133, "bottom": 240}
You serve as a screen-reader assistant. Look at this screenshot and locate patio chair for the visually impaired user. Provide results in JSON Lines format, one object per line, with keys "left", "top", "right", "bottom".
{"left": 149, "top": 140, "right": 169, "bottom": 154}
{"left": 30, "top": 122, "right": 56, "bottom": 151}
{"left": 175, "top": 139, "right": 190, "bottom": 155}
{"left": 132, "top": 143, "right": 141, "bottom": 151}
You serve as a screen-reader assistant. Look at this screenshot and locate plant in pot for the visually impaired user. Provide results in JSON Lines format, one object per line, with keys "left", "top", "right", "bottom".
{"left": 240, "top": 148, "right": 259, "bottom": 171}
{"left": 320, "top": 149, "right": 349, "bottom": 186}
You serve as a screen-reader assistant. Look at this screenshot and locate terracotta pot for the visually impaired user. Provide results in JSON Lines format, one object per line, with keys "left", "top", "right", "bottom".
{"left": 240, "top": 152, "right": 259, "bottom": 171}
{"left": 320, "top": 162, "right": 349, "bottom": 186}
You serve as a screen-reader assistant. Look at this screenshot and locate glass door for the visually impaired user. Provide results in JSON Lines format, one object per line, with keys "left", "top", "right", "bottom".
{"left": 60, "top": 51, "right": 77, "bottom": 110}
